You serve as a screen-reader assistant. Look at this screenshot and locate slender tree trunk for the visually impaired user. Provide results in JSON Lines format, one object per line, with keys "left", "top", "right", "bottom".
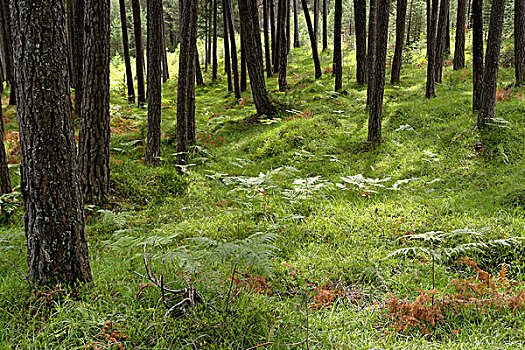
{"left": 406, "top": 0, "right": 413, "bottom": 46}
{"left": 132, "top": 0, "right": 146, "bottom": 106}
{"left": 269, "top": 0, "right": 276, "bottom": 68}
{"left": 11, "top": 0, "right": 92, "bottom": 286}
{"left": 78, "top": 0, "right": 111, "bottom": 205}
{"left": 445, "top": 14, "right": 450, "bottom": 55}
{"left": 293, "top": 0, "right": 300, "bottom": 47}
{"left": 225, "top": 0, "right": 241, "bottom": 98}
{"left": 177, "top": 0, "right": 198, "bottom": 168}
{"left": 278, "top": 0, "right": 289, "bottom": 91}
{"left": 366, "top": 0, "right": 377, "bottom": 106}
{"left": 145, "top": 0, "right": 163, "bottom": 166}
{"left": 161, "top": 0, "right": 170, "bottom": 83}
{"left": 222, "top": 0, "right": 233, "bottom": 91}
{"left": 334, "top": 0, "right": 342, "bottom": 91}
{"left": 354, "top": 0, "right": 367, "bottom": 84}
{"left": 1, "top": 0, "right": 14, "bottom": 105}
{"left": 72, "top": 0, "right": 84, "bottom": 110}
{"left": 314, "top": 0, "right": 319, "bottom": 44}
{"left": 274, "top": 0, "right": 282, "bottom": 71}
{"left": 204, "top": 0, "right": 209, "bottom": 71}
{"left": 322, "top": 0, "right": 328, "bottom": 51}
{"left": 207, "top": 1, "right": 212, "bottom": 67}
{"left": 237, "top": 0, "right": 276, "bottom": 115}
{"left": 240, "top": 29, "right": 247, "bottom": 92}
{"left": 453, "top": 0, "right": 467, "bottom": 70}
{"left": 0, "top": 107, "right": 11, "bottom": 196}
{"left": 434, "top": 0, "right": 449, "bottom": 84}
{"left": 212, "top": 0, "right": 218, "bottom": 80}
{"left": 301, "top": 0, "right": 322, "bottom": 78}
{"left": 477, "top": 0, "right": 506, "bottom": 129}
{"left": 367, "top": 0, "right": 391, "bottom": 143}
{"left": 425, "top": 0, "right": 439, "bottom": 98}
{"left": 286, "top": 0, "right": 291, "bottom": 53}
{"left": 119, "top": 0, "right": 135, "bottom": 103}
{"left": 263, "top": 0, "right": 273, "bottom": 76}
{"left": 472, "top": 0, "right": 483, "bottom": 110}
{"left": 515, "top": 0, "right": 525, "bottom": 85}
{"left": 195, "top": 46, "right": 204, "bottom": 86}
{"left": 391, "top": 0, "right": 407, "bottom": 83}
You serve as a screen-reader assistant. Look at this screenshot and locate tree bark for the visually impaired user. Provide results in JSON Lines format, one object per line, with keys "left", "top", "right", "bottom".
{"left": 0, "top": 107, "right": 11, "bottom": 196}
{"left": 145, "top": 0, "right": 163, "bottom": 166}
{"left": 434, "top": 0, "right": 449, "bottom": 84}
{"left": 354, "top": 0, "right": 366, "bottom": 85}
{"left": 366, "top": 0, "right": 377, "bottom": 106}
{"left": 301, "top": 0, "right": 322, "bottom": 79}
{"left": 293, "top": 0, "right": 300, "bottom": 47}
{"left": 1, "top": 0, "right": 15, "bottom": 105}
{"left": 274, "top": 0, "right": 281, "bottom": 71}
{"left": 222, "top": 0, "right": 233, "bottom": 91}
{"left": 314, "top": 0, "right": 319, "bottom": 44}
{"left": 225, "top": 0, "right": 240, "bottom": 98}
{"left": 278, "top": 0, "right": 289, "bottom": 91}
{"left": 472, "top": 0, "right": 483, "bottom": 110}
{"left": 119, "top": 0, "right": 135, "bottom": 103}
{"left": 269, "top": 0, "right": 276, "bottom": 69}
{"left": 212, "top": 0, "right": 218, "bottom": 80}
{"left": 11, "top": 0, "right": 92, "bottom": 286}
{"left": 195, "top": 45, "right": 204, "bottom": 86}
{"left": 161, "top": 0, "right": 170, "bottom": 83}
{"left": 334, "top": 0, "right": 342, "bottom": 91}
{"left": 132, "top": 0, "right": 146, "bottom": 106}
{"left": 78, "top": 0, "right": 111, "bottom": 205}
{"left": 425, "top": 0, "right": 439, "bottom": 98}
{"left": 367, "top": 0, "right": 391, "bottom": 143}
{"left": 391, "top": 0, "right": 407, "bottom": 84}
{"left": 240, "top": 28, "right": 247, "bottom": 92}
{"left": 322, "top": 0, "right": 328, "bottom": 51}
{"left": 515, "top": 0, "right": 525, "bottom": 85}
{"left": 237, "top": 0, "right": 276, "bottom": 115}
{"left": 72, "top": 0, "right": 84, "bottom": 110}
{"left": 406, "top": 0, "right": 413, "bottom": 46}
{"left": 453, "top": 0, "right": 467, "bottom": 70}
{"left": 477, "top": 0, "right": 506, "bottom": 129}
{"left": 263, "top": 0, "right": 273, "bottom": 76}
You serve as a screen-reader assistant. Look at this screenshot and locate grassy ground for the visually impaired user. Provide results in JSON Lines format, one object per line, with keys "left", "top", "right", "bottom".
{"left": 2, "top": 46, "right": 525, "bottom": 349}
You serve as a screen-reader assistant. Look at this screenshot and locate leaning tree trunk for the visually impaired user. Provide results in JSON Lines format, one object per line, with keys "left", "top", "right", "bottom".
{"left": 434, "top": 0, "right": 449, "bottom": 84}
{"left": 11, "top": 0, "right": 92, "bottom": 286}
{"left": 453, "top": 0, "right": 467, "bottom": 70}
{"left": 177, "top": 0, "right": 198, "bottom": 168}
{"left": 225, "top": 0, "right": 240, "bottom": 98}
{"left": 301, "top": 0, "right": 322, "bottom": 79}
{"left": 119, "top": 0, "right": 135, "bottom": 104}
{"left": 78, "top": 0, "right": 111, "bottom": 205}
{"left": 263, "top": 0, "right": 273, "bottom": 76}
{"left": 354, "top": 0, "right": 367, "bottom": 85}
{"left": 222, "top": 0, "right": 233, "bottom": 91}
{"left": 322, "top": 0, "right": 328, "bottom": 51}
{"left": 132, "top": 0, "right": 146, "bottom": 106}
{"left": 477, "top": 0, "right": 506, "bottom": 129}
{"left": 293, "top": 0, "right": 300, "bottom": 47}
{"left": 0, "top": 107, "right": 11, "bottom": 196}
{"left": 366, "top": 0, "right": 377, "bottom": 106}
{"left": 367, "top": 0, "right": 391, "bottom": 143}
{"left": 1, "top": 0, "right": 15, "bottom": 105}
{"left": 472, "top": 0, "right": 483, "bottom": 110}
{"left": 237, "top": 0, "right": 276, "bottom": 115}
{"left": 145, "top": 0, "right": 163, "bottom": 166}
{"left": 391, "top": 0, "right": 407, "bottom": 84}
{"left": 278, "top": 0, "right": 289, "bottom": 91}
{"left": 334, "top": 0, "right": 342, "bottom": 91}
{"left": 515, "top": 0, "right": 525, "bottom": 85}
{"left": 425, "top": 0, "right": 439, "bottom": 98}
{"left": 212, "top": 0, "right": 218, "bottom": 80}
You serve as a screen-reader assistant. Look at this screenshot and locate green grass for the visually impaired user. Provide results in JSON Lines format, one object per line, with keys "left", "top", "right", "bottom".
{"left": 2, "top": 45, "right": 525, "bottom": 349}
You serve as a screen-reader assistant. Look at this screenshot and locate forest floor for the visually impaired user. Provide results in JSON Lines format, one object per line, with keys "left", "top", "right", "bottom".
{"left": 2, "top": 46, "right": 525, "bottom": 349}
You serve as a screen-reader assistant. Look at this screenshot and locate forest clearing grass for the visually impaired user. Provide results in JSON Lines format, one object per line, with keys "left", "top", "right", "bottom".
{"left": 1, "top": 45, "right": 525, "bottom": 349}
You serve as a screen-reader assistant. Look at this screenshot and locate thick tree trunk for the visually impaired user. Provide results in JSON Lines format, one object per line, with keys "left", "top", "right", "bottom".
{"left": 145, "top": 0, "right": 163, "bottom": 166}
{"left": 334, "top": 0, "right": 342, "bottom": 91}
{"left": 391, "top": 0, "right": 407, "bottom": 84}
{"left": 515, "top": 0, "right": 525, "bottom": 85}
{"left": 434, "top": 0, "right": 449, "bottom": 84}
{"left": 367, "top": 0, "right": 391, "bottom": 143}
{"left": 1, "top": 0, "right": 15, "bottom": 105}
{"left": 132, "top": 0, "right": 146, "bottom": 106}
{"left": 225, "top": 0, "right": 241, "bottom": 98}
{"left": 212, "top": 0, "right": 218, "bottom": 80}
{"left": 425, "top": 0, "right": 439, "bottom": 98}
{"left": 293, "top": 0, "right": 300, "bottom": 47}
{"left": 322, "top": 0, "right": 328, "bottom": 51}
{"left": 301, "top": 0, "right": 322, "bottom": 79}
{"left": 72, "top": 0, "right": 84, "bottom": 109}
{"left": 240, "top": 29, "right": 247, "bottom": 92}
{"left": 237, "top": 0, "right": 276, "bottom": 115}
{"left": 453, "top": 0, "right": 467, "bottom": 70}
{"left": 472, "top": 0, "right": 483, "bottom": 110}
{"left": 0, "top": 108, "right": 11, "bottom": 196}
{"left": 366, "top": 0, "right": 377, "bottom": 106}
{"left": 78, "top": 0, "right": 111, "bottom": 205}
{"left": 354, "top": 0, "right": 367, "bottom": 85}
{"left": 11, "top": 0, "right": 92, "bottom": 286}
{"left": 119, "top": 0, "right": 135, "bottom": 103}
{"left": 177, "top": 0, "right": 198, "bottom": 167}
{"left": 477, "top": 0, "right": 506, "bottom": 129}
{"left": 278, "top": 0, "right": 289, "bottom": 91}
{"left": 222, "top": 0, "right": 233, "bottom": 91}
{"left": 263, "top": 0, "right": 273, "bottom": 76}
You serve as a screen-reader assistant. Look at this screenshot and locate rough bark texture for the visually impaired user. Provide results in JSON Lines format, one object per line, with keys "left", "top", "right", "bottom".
{"left": 293, "top": 0, "right": 300, "bottom": 47}
{"left": 72, "top": 0, "right": 84, "bottom": 110}
{"left": 0, "top": 107, "right": 11, "bottom": 196}
{"left": 11, "top": 0, "right": 92, "bottom": 286}
{"left": 301, "top": 0, "right": 322, "bottom": 79}
{"left": 434, "top": 0, "right": 449, "bottom": 84}
{"left": 333, "top": 0, "right": 342, "bottom": 91}
{"left": 177, "top": 0, "right": 198, "bottom": 167}
{"left": 78, "top": 0, "right": 111, "bottom": 205}
{"left": 366, "top": 0, "right": 377, "bottom": 106}
{"left": 119, "top": 0, "right": 135, "bottom": 103}
{"left": 322, "top": 0, "right": 328, "bottom": 51}
{"left": 278, "top": 0, "right": 288, "bottom": 91}
{"left": 391, "top": 0, "right": 407, "bottom": 84}
{"left": 515, "top": 0, "right": 525, "bottom": 85}
{"left": 1, "top": 0, "right": 15, "bottom": 105}
{"left": 263, "top": 0, "right": 273, "bottom": 77}
{"left": 145, "top": 0, "right": 163, "bottom": 166}
{"left": 477, "top": 0, "right": 506, "bottom": 129}
{"left": 240, "top": 29, "right": 247, "bottom": 92}
{"left": 212, "top": 0, "right": 218, "bottom": 80}
{"left": 354, "top": 0, "right": 367, "bottom": 85}
{"left": 367, "top": 0, "right": 391, "bottom": 143}
{"left": 132, "top": 0, "right": 146, "bottom": 106}
{"left": 453, "top": 0, "right": 467, "bottom": 70}
{"left": 222, "top": 0, "right": 233, "bottom": 91}
{"left": 425, "top": 0, "right": 439, "bottom": 98}
{"left": 225, "top": 0, "right": 240, "bottom": 98}
{"left": 237, "top": 0, "right": 276, "bottom": 115}
{"left": 472, "top": 0, "right": 483, "bottom": 110}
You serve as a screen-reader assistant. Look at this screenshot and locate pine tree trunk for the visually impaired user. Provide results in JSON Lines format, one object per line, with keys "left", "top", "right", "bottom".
{"left": 177, "top": 0, "right": 198, "bottom": 167}
{"left": 445, "top": 14, "right": 450, "bottom": 55}
{"left": 367, "top": 0, "right": 391, "bottom": 143}
{"left": 322, "top": 0, "right": 328, "bottom": 51}
{"left": 477, "top": 0, "right": 506, "bottom": 129}
{"left": 204, "top": 0, "right": 209, "bottom": 71}
{"left": 354, "top": 0, "right": 367, "bottom": 85}
{"left": 366, "top": 0, "right": 377, "bottom": 106}
{"left": 196, "top": 46, "right": 204, "bottom": 85}
{"left": 391, "top": 0, "right": 407, "bottom": 84}
{"left": 269, "top": 0, "right": 276, "bottom": 67}
{"left": 207, "top": 1, "right": 212, "bottom": 67}
{"left": 161, "top": 0, "right": 170, "bottom": 83}
{"left": 212, "top": 0, "right": 218, "bottom": 80}
{"left": 72, "top": 0, "right": 84, "bottom": 110}
{"left": 293, "top": 0, "right": 300, "bottom": 47}
{"left": 225, "top": 0, "right": 241, "bottom": 98}
{"left": 278, "top": 0, "right": 289, "bottom": 91}
{"left": 434, "top": 0, "right": 449, "bottom": 84}
{"left": 333, "top": 0, "right": 342, "bottom": 91}
{"left": 263, "top": 0, "right": 273, "bottom": 76}
{"left": 78, "top": 0, "right": 111, "bottom": 205}
{"left": 301, "top": 0, "right": 322, "bottom": 79}
{"left": 453, "top": 0, "right": 467, "bottom": 70}
{"left": 11, "top": 0, "right": 92, "bottom": 286}
{"left": 425, "top": 0, "right": 439, "bottom": 98}
{"left": 406, "top": 0, "right": 413, "bottom": 46}
{"left": 515, "top": 0, "right": 525, "bottom": 85}
{"left": 274, "top": 0, "right": 281, "bottom": 72}
{"left": 0, "top": 108, "right": 11, "bottom": 196}
{"left": 119, "top": 0, "right": 135, "bottom": 103}
{"left": 472, "top": 0, "right": 483, "bottom": 110}
{"left": 222, "top": 0, "right": 233, "bottom": 91}
{"left": 145, "top": 0, "right": 163, "bottom": 166}
{"left": 237, "top": 0, "right": 276, "bottom": 115}
{"left": 314, "top": 0, "right": 319, "bottom": 44}
{"left": 132, "top": 0, "right": 146, "bottom": 106}
{"left": 286, "top": 0, "right": 291, "bottom": 53}
{"left": 240, "top": 29, "right": 247, "bottom": 92}
{"left": 1, "top": 0, "right": 15, "bottom": 105}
